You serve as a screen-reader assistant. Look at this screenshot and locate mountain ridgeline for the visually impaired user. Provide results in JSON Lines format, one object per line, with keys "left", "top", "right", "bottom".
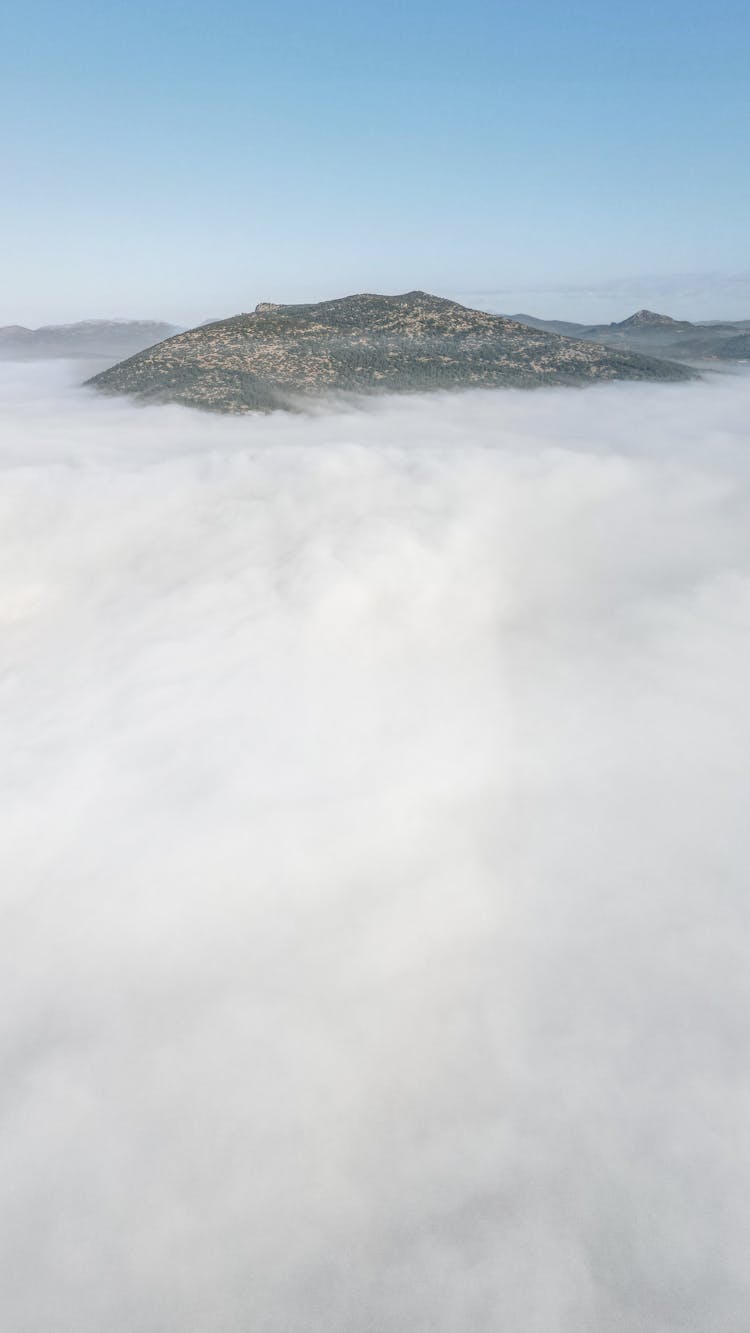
{"left": 0, "top": 320, "right": 181, "bottom": 361}
{"left": 511, "top": 309, "right": 750, "bottom": 362}
{"left": 86, "top": 292, "right": 694, "bottom": 413}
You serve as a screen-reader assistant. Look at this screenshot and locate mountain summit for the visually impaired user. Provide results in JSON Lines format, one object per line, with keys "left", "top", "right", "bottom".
{"left": 614, "top": 309, "right": 695, "bottom": 331}
{"left": 87, "top": 291, "right": 693, "bottom": 413}
{"left": 511, "top": 308, "right": 750, "bottom": 361}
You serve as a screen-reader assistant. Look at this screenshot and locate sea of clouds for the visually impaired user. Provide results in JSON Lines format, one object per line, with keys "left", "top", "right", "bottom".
{"left": 2, "top": 361, "right": 750, "bottom": 1332}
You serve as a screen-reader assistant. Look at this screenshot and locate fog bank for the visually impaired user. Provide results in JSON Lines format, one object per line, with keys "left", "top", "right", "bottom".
{"left": 2, "top": 364, "right": 750, "bottom": 1332}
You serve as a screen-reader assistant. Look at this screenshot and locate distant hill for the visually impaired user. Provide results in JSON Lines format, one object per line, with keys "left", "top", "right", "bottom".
{"left": 87, "top": 291, "right": 693, "bottom": 414}
{"left": 613, "top": 309, "right": 695, "bottom": 331}
{"left": 510, "top": 309, "right": 750, "bottom": 362}
{"left": 0, "top": 319, "right": 181, "bottom": 361}
{"left": 510, "top": 314, "right": 588, "bottom": 337}
{"left": 719, "top": 332, "right": 750, "bottom": 359}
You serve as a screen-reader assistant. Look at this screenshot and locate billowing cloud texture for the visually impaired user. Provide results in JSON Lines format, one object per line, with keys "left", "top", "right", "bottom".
{"left": 2, "top": 362, "right": 750, "bottom": 1331}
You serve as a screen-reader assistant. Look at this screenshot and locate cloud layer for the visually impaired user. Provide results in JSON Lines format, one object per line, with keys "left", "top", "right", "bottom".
{"left": 2, "top": 364, "right": 750, "bottom": 1332}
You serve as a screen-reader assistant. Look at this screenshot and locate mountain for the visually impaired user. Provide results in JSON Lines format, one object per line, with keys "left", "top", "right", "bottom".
{"left": 510, "top": 309, "right": 750, "bottom": 363}
{"left": 87, "top": 291, "right": 693, "bottom": 413}
{"left": 0, "top": 324, "right": 35, "bottom": 345}
{"left": 510, "top": 313, "right": 588, "bottom": 337}
{"left": 613, "top": 309, "right": 695, "bottom": 331}
{"left": 719, "top": 332, "right": 750, "bottom": 359}
{"left": 0, "top": 319, "right": 181, "bottom": 361}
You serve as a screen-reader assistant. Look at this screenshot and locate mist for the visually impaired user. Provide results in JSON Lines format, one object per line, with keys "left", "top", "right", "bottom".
{"left": 2, "top": 362, "right": 749, "bottom": 1332}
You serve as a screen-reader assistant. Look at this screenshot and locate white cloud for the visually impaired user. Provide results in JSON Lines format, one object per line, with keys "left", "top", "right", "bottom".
{"left": 1, "top": 363, "right": 750, "bottom": 1331}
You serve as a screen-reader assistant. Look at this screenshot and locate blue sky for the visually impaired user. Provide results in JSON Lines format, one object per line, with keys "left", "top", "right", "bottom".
{"left": 2, "top": 0, "right": 749, "bottom": 324}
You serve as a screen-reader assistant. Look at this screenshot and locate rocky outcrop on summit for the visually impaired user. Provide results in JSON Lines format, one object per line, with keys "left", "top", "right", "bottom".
{"left": 87, "top": 291, "right": 693, "bottom": 414}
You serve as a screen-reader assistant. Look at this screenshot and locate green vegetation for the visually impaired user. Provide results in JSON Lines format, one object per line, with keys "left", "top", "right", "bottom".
{"left": 88, "top": 291, "right": 695, "bottom": 414}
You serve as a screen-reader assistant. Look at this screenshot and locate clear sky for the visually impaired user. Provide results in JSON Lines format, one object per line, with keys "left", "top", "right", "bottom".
{"left": 2, "top": 0, "right": 749, "bottom": 324}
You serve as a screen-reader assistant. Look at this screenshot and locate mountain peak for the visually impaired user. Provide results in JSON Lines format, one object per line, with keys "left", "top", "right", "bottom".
{"left": 616, "top": 309, "right": 691, "bottom": 329}
{"left": 87, "top": 290, "right": 693, "bottom": 413}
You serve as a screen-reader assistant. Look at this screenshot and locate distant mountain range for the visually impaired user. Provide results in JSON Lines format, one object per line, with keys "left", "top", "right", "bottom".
{"left": 0, "top": 319, "right": 181, "bottom": 361}
{"left": 510, "top": 309, "right": 750, "bottom": 362}
{"left": 86, "top": 292, "right": 693, "bottom": 413}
